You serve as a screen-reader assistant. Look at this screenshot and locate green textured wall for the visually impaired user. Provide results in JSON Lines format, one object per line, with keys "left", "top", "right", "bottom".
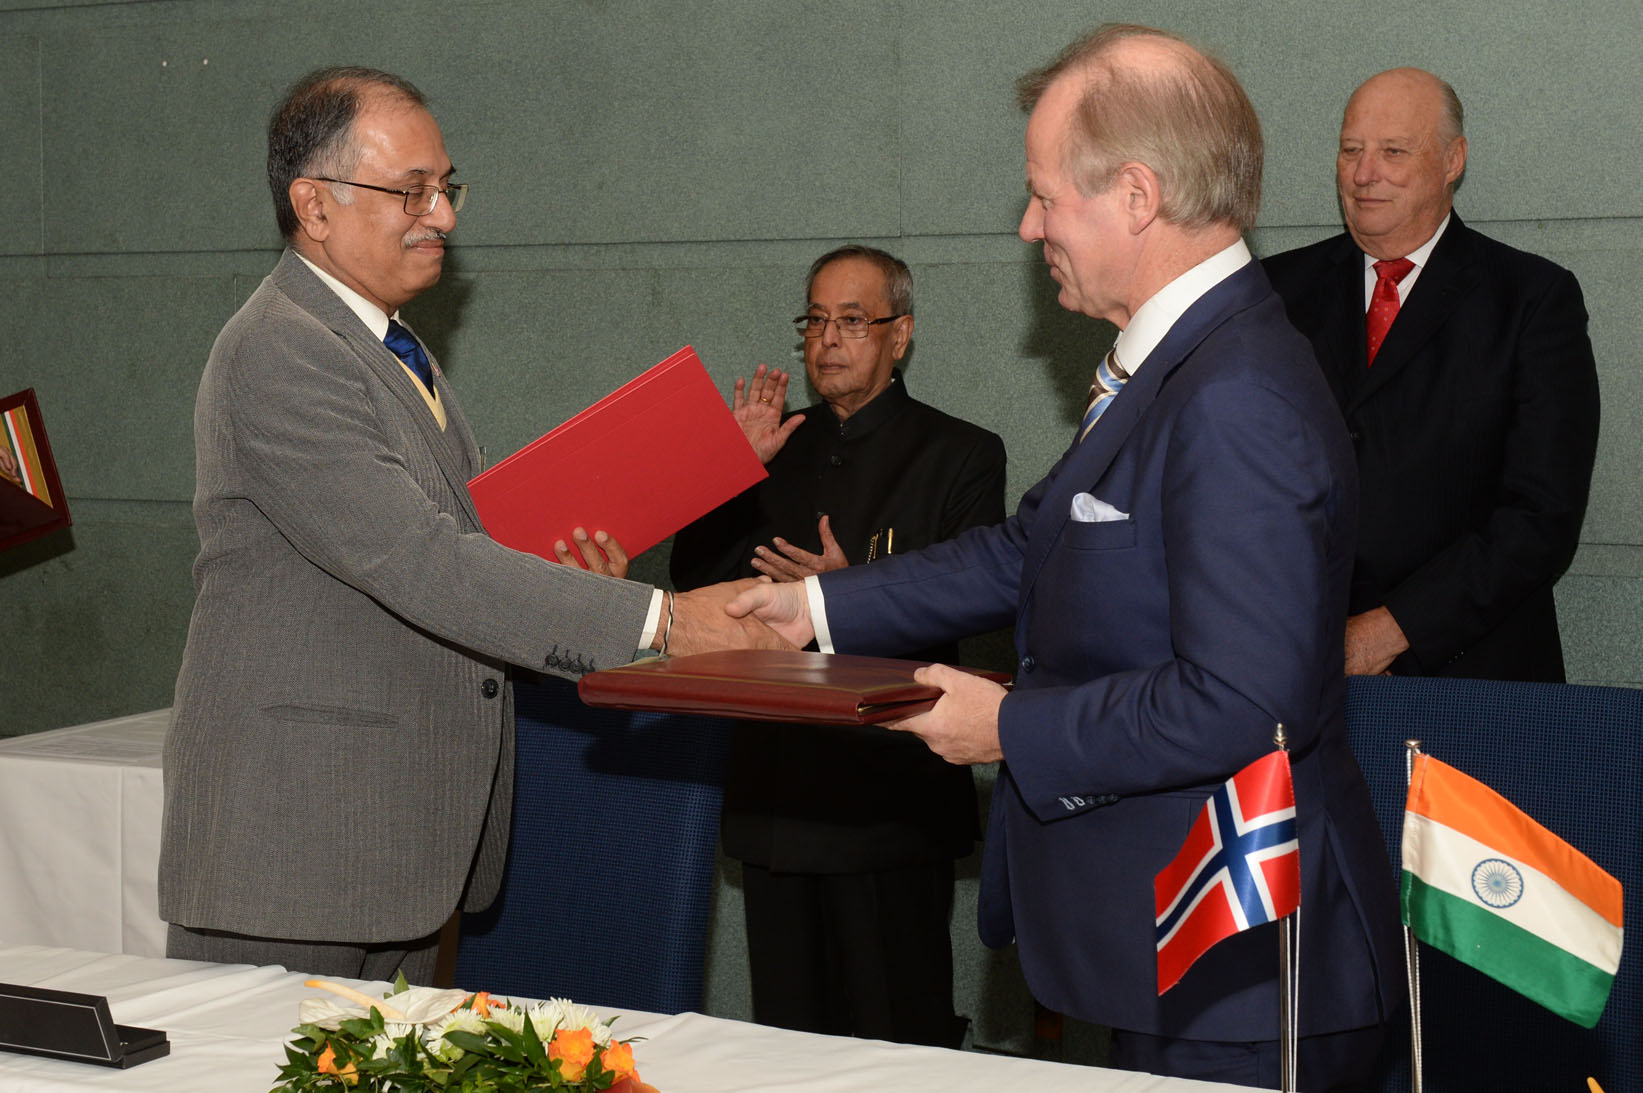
{"left": 1, "top": 0, "right": 1637, "bottom": 1051}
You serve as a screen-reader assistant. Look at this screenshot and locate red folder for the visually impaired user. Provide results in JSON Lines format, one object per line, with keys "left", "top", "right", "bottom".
{"left": 1, "top": 389, "right": 72, "bottom": 553}
{"left": 578, "top": 650, "right": 1013, "bottom": 725}
{"left": 468, "top": 347, "right": 765, "bottom": 563}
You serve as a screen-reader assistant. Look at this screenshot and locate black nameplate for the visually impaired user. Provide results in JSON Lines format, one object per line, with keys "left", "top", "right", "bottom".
{"left": 0, "top": 983, "right": 169, "bottom": 1068}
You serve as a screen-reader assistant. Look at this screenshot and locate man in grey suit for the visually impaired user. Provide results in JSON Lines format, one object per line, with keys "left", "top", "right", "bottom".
{"left": 161, "top": 66, "right": 773, "bottom": 982}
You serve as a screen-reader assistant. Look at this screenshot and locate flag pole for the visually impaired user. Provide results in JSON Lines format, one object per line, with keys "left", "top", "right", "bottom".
{"left": 1275, "top": 724, "right": 1297, "bottom": 1093}
{"left": 1404, "top": 739, "right": 1424, "bottom": 1093}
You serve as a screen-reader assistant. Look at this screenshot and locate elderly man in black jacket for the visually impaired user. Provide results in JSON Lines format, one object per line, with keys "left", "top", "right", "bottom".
{"left": 671, "top": 245, "right": 1006, "bottom": 1047}
{"left": 1264, "top": 67, "right": 1600, "bottom": 681}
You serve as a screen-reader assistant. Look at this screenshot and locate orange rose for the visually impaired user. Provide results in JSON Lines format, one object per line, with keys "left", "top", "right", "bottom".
{"left": 548, "top": 1026, "right": 596, "bottom": 1082}
{"left": 317, "top": 1041, "right": 358, "bottom": 1084}
{"left": 601, "top": 1039, "right": 638, "bottom": 1080}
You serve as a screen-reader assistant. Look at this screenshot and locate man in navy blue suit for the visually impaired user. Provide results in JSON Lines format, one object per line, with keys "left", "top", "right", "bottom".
{"left": 726, "top": 24, "right": 1402, "bottom": 1091}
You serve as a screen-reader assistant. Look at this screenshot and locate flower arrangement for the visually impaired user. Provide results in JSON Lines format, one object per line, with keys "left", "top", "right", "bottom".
{"left": 270, "top": 976, "right": 656, "bottom": 1092}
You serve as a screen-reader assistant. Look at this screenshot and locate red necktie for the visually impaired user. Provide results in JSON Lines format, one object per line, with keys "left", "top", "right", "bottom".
{"left": 1365, "top": 257, "right": 1415, "bottom": 366}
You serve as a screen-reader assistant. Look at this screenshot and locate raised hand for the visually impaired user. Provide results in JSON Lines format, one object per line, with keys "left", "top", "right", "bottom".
{"left": 732, "top": 363, "right": 805, "bottom": 465}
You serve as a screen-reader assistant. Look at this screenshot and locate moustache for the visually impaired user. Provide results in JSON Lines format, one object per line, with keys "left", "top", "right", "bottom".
{"left": 404, "top": 229, "right": 448, "bottom": 247}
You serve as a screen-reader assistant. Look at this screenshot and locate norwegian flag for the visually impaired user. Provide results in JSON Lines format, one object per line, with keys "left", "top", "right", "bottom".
{"left": 1154, "top": 750, "right": 1300, "bottom": 994}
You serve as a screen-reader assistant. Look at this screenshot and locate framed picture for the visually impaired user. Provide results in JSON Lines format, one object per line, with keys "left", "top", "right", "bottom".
{"left": 1, "top": 388, "right": 72, "bottom": 553}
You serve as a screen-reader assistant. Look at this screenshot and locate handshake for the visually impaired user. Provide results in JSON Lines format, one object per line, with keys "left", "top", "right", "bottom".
{"left": 549, "top": 525, "right": 818, "bottom": 657}
{"left": 656, "top": 578, "right": 816, "bottom": 656}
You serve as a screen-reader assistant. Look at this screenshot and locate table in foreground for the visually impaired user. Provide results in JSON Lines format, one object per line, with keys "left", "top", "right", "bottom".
{"left": 0, "top": 944, "right": 1249, "bottom": 1092}
{"left": 0, "top": 710, "right": 170, "bottom": 956}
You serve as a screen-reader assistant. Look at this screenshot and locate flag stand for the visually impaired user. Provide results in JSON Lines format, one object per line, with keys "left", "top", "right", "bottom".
{"left": 1404, "top": 739, "right": 1425, "bottom": 1093}
{"left": 1275, "top": 725, "right": 1298, "bottom": 1093}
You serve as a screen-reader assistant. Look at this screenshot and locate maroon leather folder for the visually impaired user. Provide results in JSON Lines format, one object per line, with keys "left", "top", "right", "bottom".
{"left": 577, "top": 650, "right": 1012, "bottom": 725}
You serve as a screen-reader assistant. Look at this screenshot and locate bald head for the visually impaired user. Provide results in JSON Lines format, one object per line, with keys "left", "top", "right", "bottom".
{"left": 1336, "top": 67, "right": 1468, "bottom": 260}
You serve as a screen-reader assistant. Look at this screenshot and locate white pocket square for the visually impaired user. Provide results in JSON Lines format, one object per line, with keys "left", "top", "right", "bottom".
{"left": 1070, "top": 492, "right": 1129, "bottom": 523}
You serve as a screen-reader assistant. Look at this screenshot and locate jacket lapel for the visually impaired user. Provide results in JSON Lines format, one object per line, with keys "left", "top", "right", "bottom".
{"left": 1347, "top": 214, "right": 1478, "bottom": 414}
{"left": 1308, "top": 237, "right": 1368, "bottom": 409}
{"left": 1016, "top": 261, "right": 1271, "bottom": 608}
{"left": 272, "top": 251, "right": 486, "bottom": 530}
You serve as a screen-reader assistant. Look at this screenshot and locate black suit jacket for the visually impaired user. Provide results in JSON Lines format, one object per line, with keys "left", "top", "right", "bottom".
{"left": 1264, "top": 215, "right": 1599, "bottom": 681}
{"left": 671, "top": 372, "right": 1006, "bottom": 872}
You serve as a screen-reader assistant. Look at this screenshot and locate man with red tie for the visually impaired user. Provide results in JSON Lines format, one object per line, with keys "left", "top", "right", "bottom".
{"left": 1265, "top": 68, "right": 1600, "bottom": 681}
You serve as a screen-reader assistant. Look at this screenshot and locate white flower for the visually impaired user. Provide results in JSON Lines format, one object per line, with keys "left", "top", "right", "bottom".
{"left": 425, "top": 1005, "right": 489, "bottom": 1061}
{"left": 367, "top": 1024, "right": 414, "bottom": 1060}
{"left": 490, "top": 1006, "right": 526, "bottom": 1035}
{"left": 527, "top": 998, "right": 613, "bottom": 1046}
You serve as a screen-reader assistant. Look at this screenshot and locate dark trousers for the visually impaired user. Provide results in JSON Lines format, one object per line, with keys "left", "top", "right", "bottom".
{"left": 740, "top": 860, "right": 965, "bottom": 1049}
{"left": 166, "top": 923, "right": 440, "bottom": 985}
{"left": 1109, "top": 1022, "right": 1386, "bottom": 1091}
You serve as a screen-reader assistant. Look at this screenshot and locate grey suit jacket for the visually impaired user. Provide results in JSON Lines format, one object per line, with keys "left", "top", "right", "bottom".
{"left": 159, "top": 250, "right": 653, "bottom": 943}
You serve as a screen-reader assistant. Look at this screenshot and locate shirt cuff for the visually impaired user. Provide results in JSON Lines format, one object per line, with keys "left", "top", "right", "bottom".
{"left": 805, "top": 574, "right": 835, "bottom": 653}
{"left": 637, "top": 588, "right": 665, "bottom": 652}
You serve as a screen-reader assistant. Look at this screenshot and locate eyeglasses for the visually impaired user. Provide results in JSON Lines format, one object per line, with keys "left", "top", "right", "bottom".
{"left": 792, "top": 313, "right": 905, "bottom": 339}
{"left": 313, "top": 177, "right": 468, "bottom": 215}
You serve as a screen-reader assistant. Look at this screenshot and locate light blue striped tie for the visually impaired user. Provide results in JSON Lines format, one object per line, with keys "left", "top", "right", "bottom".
{"left": 1079, "top": 349, "right": 1130, "bottom": 441}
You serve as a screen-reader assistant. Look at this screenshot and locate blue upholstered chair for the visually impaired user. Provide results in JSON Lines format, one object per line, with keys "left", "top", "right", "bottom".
{"left": 1344, "top": 675, "right": 1643, "bottom": 1092}
{"left": 454, "top": 674, "right": 731, "bottom": 1014}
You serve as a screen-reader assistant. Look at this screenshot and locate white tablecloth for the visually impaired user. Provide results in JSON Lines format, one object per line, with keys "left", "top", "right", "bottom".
{"left": 0, "top": 710, "right": 170, "bottom": 956}
{"left": 0, "top": 944, "right": 1248, "bottom": 1092}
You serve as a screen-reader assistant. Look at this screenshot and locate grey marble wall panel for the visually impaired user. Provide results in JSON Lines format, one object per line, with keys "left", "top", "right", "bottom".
{"left": 0, "top": 501, "right": 196, "bottom": 735}
{"left": 0, "top": 279, "right": 43, "bottom": 388}
{"left": 437, "top": 1, "right": 901, "bottom": 247}
{"left": 0, "top": 34, "right": 41, "bottom": 257}
{"left": 39, "top": 0, "right": 902, "bottom": 255}
{"left": 40, "top": 23, "right": 280, "bottom": 254}
{"left": 0, "top": 274, "right": 232, "bottom": 502}
{"left": 1557, "top": 575, "right": 1643, "bottom": 688}
{"left": 1534, "top": 242, "right": 1642, "bottom": 548}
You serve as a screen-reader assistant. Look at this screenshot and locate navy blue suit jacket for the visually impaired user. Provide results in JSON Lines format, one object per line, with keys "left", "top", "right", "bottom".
{"left": 818, "top": 260, "right": 1402, "bottom": 1039}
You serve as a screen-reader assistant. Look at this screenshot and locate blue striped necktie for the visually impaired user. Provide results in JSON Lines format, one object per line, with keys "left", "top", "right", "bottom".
{"left": 1079, "top": 349, "right": 1130, "bottom": 441}
{"left": 384, "top": 319, "right": 434, "bottom": 392}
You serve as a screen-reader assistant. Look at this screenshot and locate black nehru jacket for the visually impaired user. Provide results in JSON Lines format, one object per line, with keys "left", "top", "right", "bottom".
{"left": 670, "top": 370, "right": 1007, "bottom": 871}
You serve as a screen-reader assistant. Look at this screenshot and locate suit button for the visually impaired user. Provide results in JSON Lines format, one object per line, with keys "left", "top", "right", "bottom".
{"left": 481, "top": 678, "right": 500, "bottom": 699}
{"left": 1020, "top": 655, "right": 1036, "bottom": 673}
{"left": 828, "top": 455, "right": 843, "bottom": 467}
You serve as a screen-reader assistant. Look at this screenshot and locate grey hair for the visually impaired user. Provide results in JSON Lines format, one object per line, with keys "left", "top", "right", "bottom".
{"left": 805, "top": 245, "right": 914, "bottom": 316}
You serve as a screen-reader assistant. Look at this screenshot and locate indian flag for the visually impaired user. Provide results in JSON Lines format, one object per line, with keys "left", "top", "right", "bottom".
{"left": 1402, "top": 752, "right": 1623, "bottom": 1028}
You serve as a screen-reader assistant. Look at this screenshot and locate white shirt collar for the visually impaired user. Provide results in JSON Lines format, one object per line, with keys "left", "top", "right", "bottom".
{"left": 1358, "top": 211, "right": 1450, "bottom": 275}
{"left": 1113, "top": 239, "right": 1252, "bottom": 375}
{"left": 294, "top": 251, "right": 399, "bottom": 339}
